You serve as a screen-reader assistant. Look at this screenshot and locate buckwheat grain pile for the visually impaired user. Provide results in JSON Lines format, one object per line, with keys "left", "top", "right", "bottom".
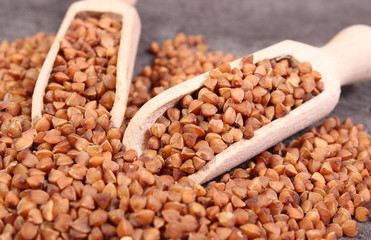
{"left": 0, "top": 26, "right": 370, "bottom": 240}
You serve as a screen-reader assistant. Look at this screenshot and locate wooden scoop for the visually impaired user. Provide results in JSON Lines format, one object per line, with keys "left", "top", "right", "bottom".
{"left": 123, "top": 25, "right": 371, "bottom": 184}
{"left": 31, "top": 0, "right": 140, "bottom": 128}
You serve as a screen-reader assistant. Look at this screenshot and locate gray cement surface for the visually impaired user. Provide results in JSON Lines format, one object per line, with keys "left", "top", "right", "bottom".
{"left": 1, "top": 0, "right": 371, "bottom": 239}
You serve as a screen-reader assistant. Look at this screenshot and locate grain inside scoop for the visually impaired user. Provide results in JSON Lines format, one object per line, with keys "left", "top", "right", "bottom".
{"left": 31, "top": 0, "right": 140, "bottom": 128}
{"left": 123, "top": 25, "right": 371, "bottom": 184}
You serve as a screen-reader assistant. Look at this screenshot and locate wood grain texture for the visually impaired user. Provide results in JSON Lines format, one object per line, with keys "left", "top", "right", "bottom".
{"left": 1, "top": 0, "right": 371, "bottom": 238}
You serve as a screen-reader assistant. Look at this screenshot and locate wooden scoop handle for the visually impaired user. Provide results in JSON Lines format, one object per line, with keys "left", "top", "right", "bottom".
{"left": 122, "top": 0, "right": 137, "bottom": 5}
{"left": 321, "top": 25, "right": 371, "bottom": 86}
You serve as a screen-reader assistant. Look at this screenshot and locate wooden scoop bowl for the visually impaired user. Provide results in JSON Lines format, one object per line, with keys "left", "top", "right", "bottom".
{"left": 124, "top": 25, "right": 371, "bottom": 184}
{"left": 31, "top": 0, "right": 140, "bottom": 128}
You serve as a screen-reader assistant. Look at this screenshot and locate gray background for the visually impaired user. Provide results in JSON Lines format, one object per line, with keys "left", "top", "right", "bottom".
{"left": 1, "top": 0, "right": 371, "bottom": 239}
